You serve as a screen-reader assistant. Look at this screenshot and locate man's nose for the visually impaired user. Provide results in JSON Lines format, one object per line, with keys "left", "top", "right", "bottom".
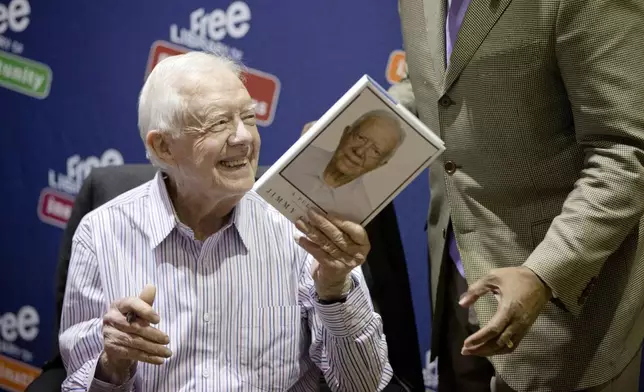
{"left": 228, "top": 119, "right": 253, "bottom": 145}
{"left": 354, "top": 142, "right": 369, "bottom": 156}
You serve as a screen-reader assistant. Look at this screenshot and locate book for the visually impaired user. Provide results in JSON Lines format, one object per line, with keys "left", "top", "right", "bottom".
{"left": 252, "top": 74, "right": 446, "bottom": 226}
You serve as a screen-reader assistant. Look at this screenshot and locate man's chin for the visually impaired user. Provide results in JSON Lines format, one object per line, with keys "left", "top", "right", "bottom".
{"left": 217, "top": 176, "right": 255, "bottom": 195}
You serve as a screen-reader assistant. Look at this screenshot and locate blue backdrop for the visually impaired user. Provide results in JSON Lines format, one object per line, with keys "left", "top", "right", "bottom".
{"left": 0, "top": 0, "right": 435, "bottom": 390}
{"left": 4, "top": 1, "right": 640, "bottom": 391}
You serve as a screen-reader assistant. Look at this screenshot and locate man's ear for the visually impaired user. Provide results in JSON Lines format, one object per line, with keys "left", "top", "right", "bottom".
{"left": 146, "top": 130, "right": 174, "bottom": 166}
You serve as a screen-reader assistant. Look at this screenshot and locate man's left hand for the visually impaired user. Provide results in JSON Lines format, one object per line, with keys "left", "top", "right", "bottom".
{"left": 294, "top": 209, "right": 370, "bottom": 301}
{"left": 459, "top": 266, "right": 552, "bottom": 356}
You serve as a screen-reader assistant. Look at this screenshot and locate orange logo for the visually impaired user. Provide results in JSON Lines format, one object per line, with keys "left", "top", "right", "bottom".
{"left": 0, "top": 354, "right": 41, "bottom": 392}
{"left": 145, "top": 40, "right": 281, "bottom": 127}
{"left": 386, "top": 50, "right": 407, "bottom": 84}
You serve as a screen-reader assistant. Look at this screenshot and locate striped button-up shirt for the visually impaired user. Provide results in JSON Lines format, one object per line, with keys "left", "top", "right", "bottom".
{"left": 59, "top": 171, "right": 392, "bottom": 391}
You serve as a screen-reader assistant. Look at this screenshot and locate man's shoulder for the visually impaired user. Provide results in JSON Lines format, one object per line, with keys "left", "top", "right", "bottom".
{"left": 300, "top": 144, "right": 333, "bottom": 162}
{"left": 241, "top": 190, "right": 291, "bottom": 225}
{"left": 284, "top": 145, "right": 331, "bottom": 179}
{"left": 77, "top": 180, "right": 153, "bottom": 238}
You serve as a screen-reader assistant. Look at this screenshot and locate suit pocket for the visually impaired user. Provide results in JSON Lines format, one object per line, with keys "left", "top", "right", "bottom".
{"left": 531, "top": 218, "right": 553, "bottom": 248}
{"left": 229, "top": 305, "right": 301, "bottom": 391}
{"left": 473, "top": 40, "right": 545, "bottom": 78}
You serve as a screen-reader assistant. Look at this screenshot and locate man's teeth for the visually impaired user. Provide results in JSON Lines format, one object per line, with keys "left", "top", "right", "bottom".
{"left": 220, "top": 159, "right": 247, "bottom": 167}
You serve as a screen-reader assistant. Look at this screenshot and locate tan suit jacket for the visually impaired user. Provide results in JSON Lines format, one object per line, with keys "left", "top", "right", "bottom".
{"left": 389, "top": 0, "right": 644, "bottom": 390}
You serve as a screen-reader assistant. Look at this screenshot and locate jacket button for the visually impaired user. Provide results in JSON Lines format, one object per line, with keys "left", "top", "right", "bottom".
{"left": 442, "top": 228, "right": 447, "bottom": 239}
{"left": 444, "top": 160, "right": 458, "bottom": 175}
{"left": 439, "top": 96, "right": 453, "bottom": 107}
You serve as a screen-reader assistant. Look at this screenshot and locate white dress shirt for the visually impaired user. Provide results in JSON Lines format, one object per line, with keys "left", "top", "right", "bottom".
{"left": 59, "top": 171, "right": 392, "bottom": 391}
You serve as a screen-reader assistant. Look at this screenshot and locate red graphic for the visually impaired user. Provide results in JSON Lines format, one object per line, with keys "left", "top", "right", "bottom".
{"left": 0, "top": 354, "right": 42, "bottom": 392}
{"left": 37, "top": 188, "right": 75, "bottom": 228}
{"left": 145, "top": 40, "right": 281, "bottom": 126}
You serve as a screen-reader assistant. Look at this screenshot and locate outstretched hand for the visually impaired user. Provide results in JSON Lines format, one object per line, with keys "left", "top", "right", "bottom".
{"left": 460, "top": 266, "right": 551, "bottom": 356}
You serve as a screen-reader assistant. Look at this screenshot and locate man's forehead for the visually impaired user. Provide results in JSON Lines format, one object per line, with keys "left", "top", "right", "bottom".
{"left": 355, "top": 118, "right": 399, "bottom": 142}
{"left": 190, "top": 85, "right": 254, "bottom": 114}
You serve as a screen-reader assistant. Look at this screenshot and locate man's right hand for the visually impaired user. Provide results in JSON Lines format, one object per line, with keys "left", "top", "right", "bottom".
{"left": 97, "top": 284, "right": 171, "bottom": 384}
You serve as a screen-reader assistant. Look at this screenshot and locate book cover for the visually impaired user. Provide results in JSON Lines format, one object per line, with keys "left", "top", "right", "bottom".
{"left": 253, "top": 75, "right": 445, "bottom": 226}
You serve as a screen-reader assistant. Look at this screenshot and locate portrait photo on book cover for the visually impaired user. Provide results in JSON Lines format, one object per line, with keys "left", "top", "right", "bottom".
{"left": 281, "top": 88, "right": 437, "bottom": 224}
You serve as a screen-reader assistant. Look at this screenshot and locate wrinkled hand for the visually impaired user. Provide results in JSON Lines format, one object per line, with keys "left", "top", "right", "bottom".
{"left": 97, "top": 285, "right": 171, "bottom": 384}
{"left": 460, "top": 266, "right": 552, "bottom": 356}
{"left": 294, "top": 209, "right": 370, "bottom": 300}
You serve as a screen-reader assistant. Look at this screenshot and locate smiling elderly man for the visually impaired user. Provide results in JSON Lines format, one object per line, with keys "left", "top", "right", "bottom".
{"left": 58, "top": 51, "right": 393, "bottom": 392}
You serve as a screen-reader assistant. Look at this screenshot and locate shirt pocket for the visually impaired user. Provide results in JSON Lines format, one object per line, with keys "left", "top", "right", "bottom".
{"left": 228, "top": 305, "right": 302, "bottom": 391}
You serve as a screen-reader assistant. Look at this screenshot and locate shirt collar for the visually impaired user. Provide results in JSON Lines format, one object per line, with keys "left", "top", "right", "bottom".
{"left": 146, "top": 170, "right": 251, "bottom": 250}
{"left": 316, "top": 166, "right": 363, "bottom": 191}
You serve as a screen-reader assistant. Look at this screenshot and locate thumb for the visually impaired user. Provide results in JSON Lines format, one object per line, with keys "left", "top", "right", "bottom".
{"left": 139, "top": 284, "right": 156, "bottom": 306}
{"left": 301, "top": 121, "right": 316, "bottom": 136}
{"left": 459, "top": 278, "right": 492, "bottom": 308}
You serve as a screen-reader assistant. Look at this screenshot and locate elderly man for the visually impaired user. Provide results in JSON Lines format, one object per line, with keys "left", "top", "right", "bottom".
{"left": 59, "top": 51, "right": 393, "bottom": 392}
{"left": 283, "top": 111, "right": 405, "bottom": 223}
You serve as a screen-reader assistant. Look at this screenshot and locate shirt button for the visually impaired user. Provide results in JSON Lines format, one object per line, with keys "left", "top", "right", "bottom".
{"left": 203, "top": 369, "right": 210, "bottom": 378}
{"left": 203, "top": 313, "right": 211, "bottom": 322}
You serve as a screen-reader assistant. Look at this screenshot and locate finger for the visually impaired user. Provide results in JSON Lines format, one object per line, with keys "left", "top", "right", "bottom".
{"left": 325, "top": 213, "right": 369, "bottom": 247}
{"left": 495, "top": 321, "right": 520, "bottom": 351}
{"left": 106, "top": 327, "right": 172, "bottom": 358}
{"left": 115, "top": 297, "right": 160, "bottom": 324}
{"left": 294, "top": 235, "right": 340, "bottom": 267}
{"left": 307, "top": 210, "right": 353, "bottom": 253}
{"left": 459, "top": 277, "right": 496, "bottom": 308}
{"left": 463, "top": 304, "right": 513, "bottom": 352}
{"left": 106, "top": 312, "right": 170, "bottom": 345}
{"left": 301, "top": 121, "right": 316, "bottom": 136}
{"left": 104, "top": 342, "right": 167, "bottom": 366}
{"left": 462, "top": 319, "right": 522, "bottom": 357}
{"left": 139, "top": 284, "right": 156, "bottom": 306}
{"left": 296, "top": 219, "right": 353, "bottom": 265}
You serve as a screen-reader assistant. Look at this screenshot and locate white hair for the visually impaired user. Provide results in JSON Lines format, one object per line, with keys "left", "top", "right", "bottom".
{"left": 350, "top": 109, "right": 406, "bottom": 159}
{"left": 137, "top": 50, "right": 244, "bottom": 168}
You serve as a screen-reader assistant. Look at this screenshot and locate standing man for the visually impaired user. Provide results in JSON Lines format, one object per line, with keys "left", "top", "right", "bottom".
{"left": 389, "top": 0, "right": 644, "bottom": 391}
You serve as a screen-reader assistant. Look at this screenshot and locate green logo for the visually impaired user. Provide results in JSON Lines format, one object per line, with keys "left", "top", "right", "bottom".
{"left": 0, "top": 50, "right": 52, "bottom": 99}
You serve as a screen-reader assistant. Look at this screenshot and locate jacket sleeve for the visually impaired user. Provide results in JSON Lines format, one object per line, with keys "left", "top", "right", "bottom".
{"left": 523, "top": 0, "right": 644, "bottom": 316}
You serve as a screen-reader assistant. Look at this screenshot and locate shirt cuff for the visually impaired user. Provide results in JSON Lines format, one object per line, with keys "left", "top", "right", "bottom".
{"left": 88, "top": 357, "right": 137, "bottom": 392}
{"left": 311, "top": 274, "right": 376, "bottom": 338}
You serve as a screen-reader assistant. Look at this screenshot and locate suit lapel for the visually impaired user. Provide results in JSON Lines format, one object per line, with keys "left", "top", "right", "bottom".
{"left": 444, "top": 0, "right": 513, "bottom": 91}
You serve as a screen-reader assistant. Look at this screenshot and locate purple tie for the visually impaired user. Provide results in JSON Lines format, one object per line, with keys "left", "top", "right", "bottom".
{"left": 445, "top": 0, "right": 470, "bottom": 278}
{"left": 445, "top": 0, "right": 471, "bottom": 65}
{"left": 447, "top": 224, "right": 465, "bottom": 278}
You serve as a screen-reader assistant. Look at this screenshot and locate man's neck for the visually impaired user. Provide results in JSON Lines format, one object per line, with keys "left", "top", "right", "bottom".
{"left": 166, "top": 178, "right": 241, "bottom": 241}
{"left": 322, "top": 165, "right": 355, "bottom": 188}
